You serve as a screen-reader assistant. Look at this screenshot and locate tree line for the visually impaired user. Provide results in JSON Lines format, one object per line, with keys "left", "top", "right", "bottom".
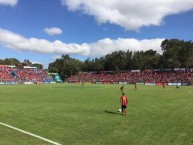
{"left": 2, "top": 39, "right": 192, "bottom": 79}
{"left": 0, "top": 58, "right": 43, "bottom": 69}
{"left": 48, "top": 39, "right": 193, "bottom": 79}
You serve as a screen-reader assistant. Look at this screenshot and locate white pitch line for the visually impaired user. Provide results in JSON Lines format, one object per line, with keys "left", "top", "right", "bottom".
{"left": 0, "top": 122, "right": 62, "bottom": 145}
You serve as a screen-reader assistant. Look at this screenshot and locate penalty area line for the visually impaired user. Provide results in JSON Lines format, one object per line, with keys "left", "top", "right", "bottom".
{"left": 0, "top": 122, "right": 61, "bottom": 145}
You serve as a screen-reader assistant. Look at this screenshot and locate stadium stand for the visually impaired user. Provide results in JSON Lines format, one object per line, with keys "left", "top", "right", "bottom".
{"left": 0, "top": 65, "right": 53, "bottom": 84}
{"left": 66, "top": 69, "right": 193, "bottom": 86}
{"left": 1, "top": 64, "right": 192, "bottom": 86}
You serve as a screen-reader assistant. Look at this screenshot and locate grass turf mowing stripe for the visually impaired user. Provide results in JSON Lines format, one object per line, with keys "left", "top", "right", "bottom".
{"left": 0, "top": 121, "right": 61, "bottom": 145}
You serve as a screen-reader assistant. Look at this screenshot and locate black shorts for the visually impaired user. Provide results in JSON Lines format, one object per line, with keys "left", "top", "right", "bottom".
{"left": 122, "top": 105, "right": 127, "bottom": 110}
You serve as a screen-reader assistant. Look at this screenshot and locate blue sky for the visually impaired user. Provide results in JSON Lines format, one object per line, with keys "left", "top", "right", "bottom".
{"left": 0, "top": 0, "right": 193, "bottom": 68}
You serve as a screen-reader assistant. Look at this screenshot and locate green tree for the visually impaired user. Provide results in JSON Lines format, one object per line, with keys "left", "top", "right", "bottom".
{"left": 92, "top": 57, "right": 105, "bottom": 71}
{"left": 132, "top": 51, "right": 145, "bottom": 70}
{"left": 125, "top": 50, "right": 133, "bottom": 70}
{"left": 143, "top": 50, "right": 160, "bottom": 70}
{"left": 3, "top": 58, "right": 21, "bottom": 65}
{"left": 22, "top": 59, "right": 32, "bottom": 66}
{"left": 104, "top": 51, "right": 127, "bottom": 71}
{"left": 161, "top": 39, "right": 193, "bottom": 68}
{"left": 82, "top": 58, "right": 93, "bottom": 72}
{"left": 31, "top": 63, "right": 43, "bottom": 69}
{"left": 0, "top": 59, "right": 4, "bottom": 65}
{"left": 178, "top": 40, "right": 193, "bottom": 68}
{"left": 48, "top": 55, "right": 83, "bottom": 79}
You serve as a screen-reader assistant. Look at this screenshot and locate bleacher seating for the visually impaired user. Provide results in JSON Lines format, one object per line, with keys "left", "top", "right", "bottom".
{"left": 66, "top": 69, "right": 193, "bottom": 84}
{"left": 0, "top": 65, "right": 49, "bottom": 83}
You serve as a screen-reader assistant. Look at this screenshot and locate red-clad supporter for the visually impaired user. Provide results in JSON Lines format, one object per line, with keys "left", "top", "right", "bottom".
{"left": 1, "top": 64, "right": 192, "bottom": 85}
{"left": 0, "top": 65, "right": 48, "bottom": 83}
{"left": 66, "top": 69, "right": 193, "bottom": 85}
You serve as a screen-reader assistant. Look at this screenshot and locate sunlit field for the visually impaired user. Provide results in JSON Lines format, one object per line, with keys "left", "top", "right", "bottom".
{"left": 0, "top": 83, "right": 193, "bottom": 145}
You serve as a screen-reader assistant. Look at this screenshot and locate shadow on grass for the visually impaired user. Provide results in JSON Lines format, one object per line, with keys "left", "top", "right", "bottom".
{"left": 104, "top": 110, "right": 121, "bottom": 115}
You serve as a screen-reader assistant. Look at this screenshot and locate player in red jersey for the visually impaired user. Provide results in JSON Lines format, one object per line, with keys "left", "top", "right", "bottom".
{"left": 120, "top": 93, "right": 128, "bottom": 116}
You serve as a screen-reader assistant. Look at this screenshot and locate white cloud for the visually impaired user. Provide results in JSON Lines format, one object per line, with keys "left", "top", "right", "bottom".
{"left": 31, "top": 61, "right": 42, "bottom": 64}
{"left": 44, "top": 27, "right": 63, "bottom": 36}
{"left": 0, "top": 0, "right": 18, "bottom": 6}
{"left": 61, "top": 0, "right": 193, "bottom": 31}
{"left": 89, "top": 38, "right": 164, "bottom": 57}
{"left": 0, "top": 28, "right": 89, "bottom": 55}
{"left": 0, "top": 28, "right": 164, "bottom": 57}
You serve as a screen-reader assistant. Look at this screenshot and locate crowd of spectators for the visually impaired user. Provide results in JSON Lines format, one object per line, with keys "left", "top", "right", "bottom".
{"left": 66, "top": 69, "right": 193, "bottom": 84}
{"left": 0, "top": 65, "right": 48, "bottom": 83}
{"left": 2, "top": 64, "right": 193, "bottom": 85}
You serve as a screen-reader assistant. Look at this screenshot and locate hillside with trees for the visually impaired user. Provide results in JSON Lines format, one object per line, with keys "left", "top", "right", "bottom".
{"left": 1, "top": 39, "right": 192, "bottom": 79}
{"left": 48, "top": 39, "right": 193, "bottom": 78}
{"left": 0, "top": 58, "right": 43, "bottom": 69}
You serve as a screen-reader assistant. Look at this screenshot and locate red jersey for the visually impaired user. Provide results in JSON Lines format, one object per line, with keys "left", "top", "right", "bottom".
{"left": 120, "top": 95, "right": 128, "bottom": 106}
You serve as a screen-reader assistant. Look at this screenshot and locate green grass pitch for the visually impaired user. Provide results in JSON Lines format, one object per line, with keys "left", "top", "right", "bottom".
{"left": 0, "top": 83, "right": 193, "bottom": 145}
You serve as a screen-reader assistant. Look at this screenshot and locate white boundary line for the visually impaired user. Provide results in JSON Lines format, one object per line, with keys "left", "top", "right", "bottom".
{"left": 0, "top": 122, "right": 62, "bottom": 145}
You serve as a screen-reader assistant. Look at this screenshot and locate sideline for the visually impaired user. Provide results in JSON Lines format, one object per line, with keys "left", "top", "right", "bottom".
{"left": 0, "top": 122, "right": 62, "bottom": 145}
